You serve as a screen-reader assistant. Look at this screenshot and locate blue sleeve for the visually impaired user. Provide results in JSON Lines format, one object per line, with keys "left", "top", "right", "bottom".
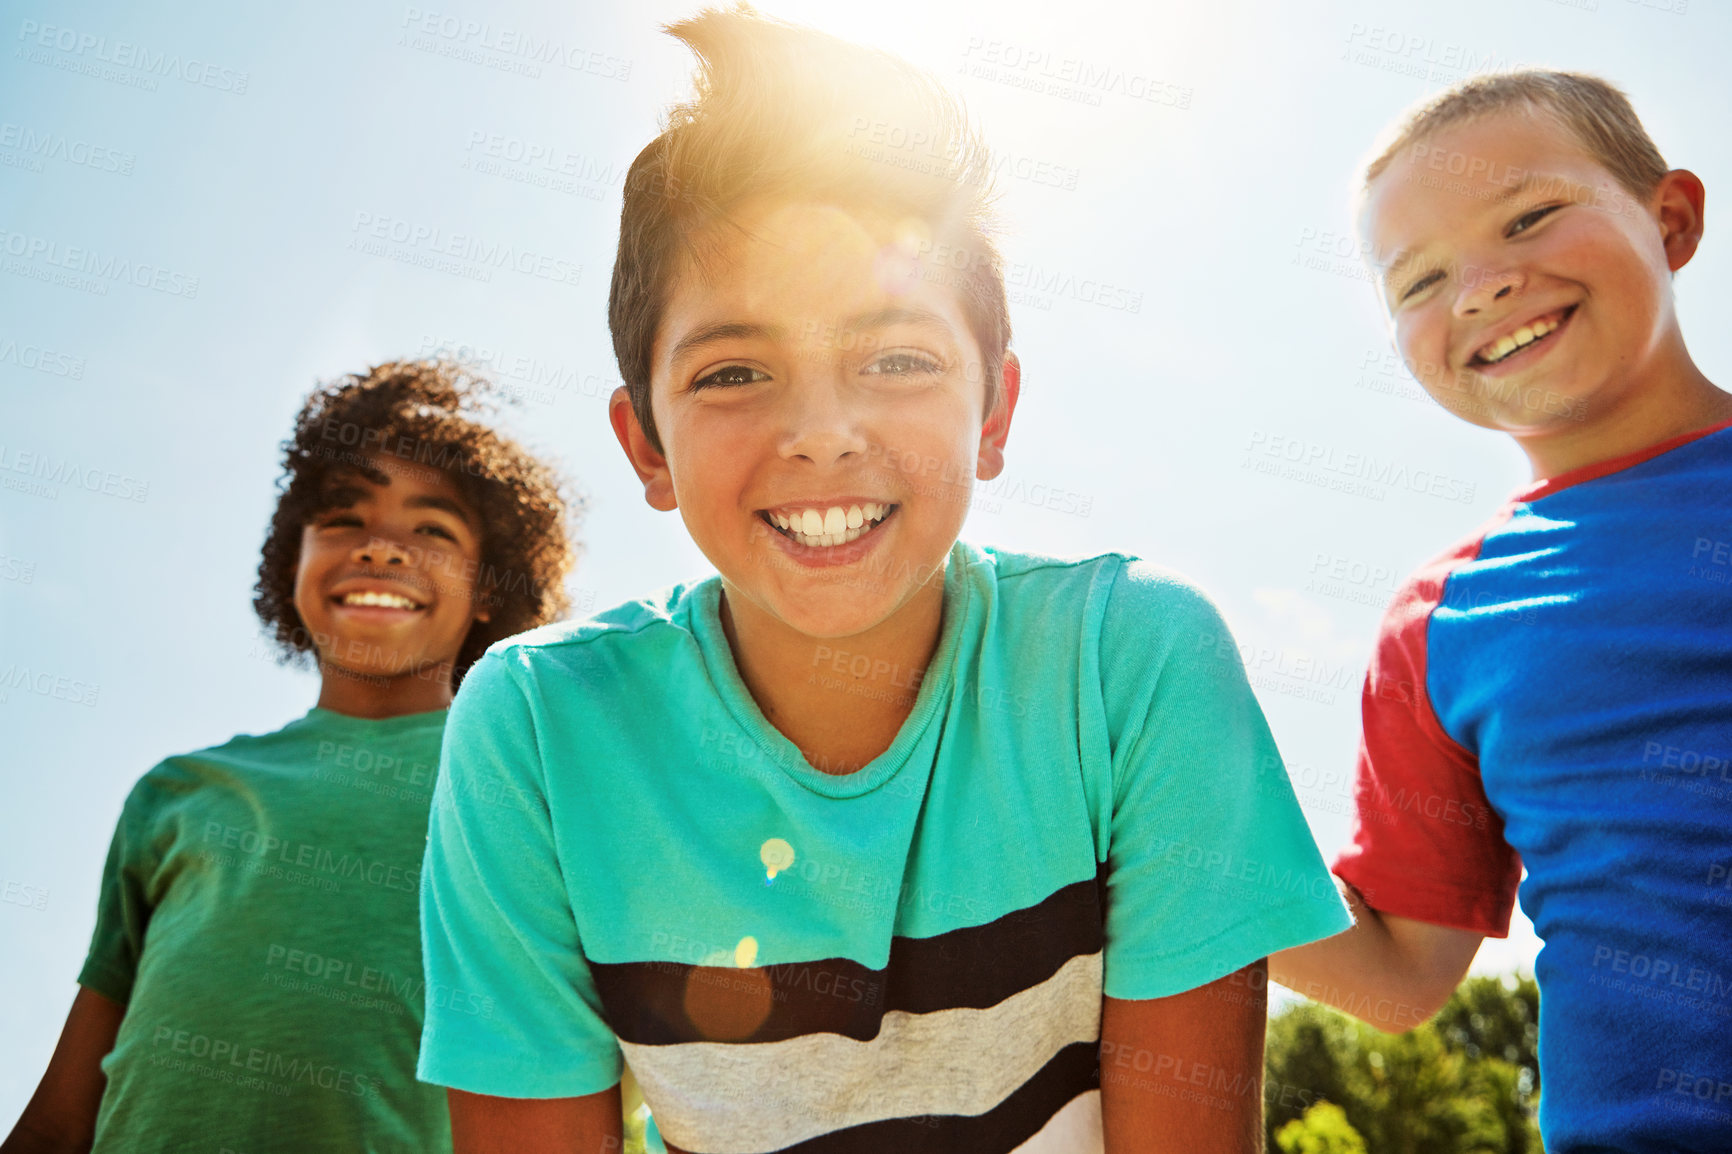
{"left": 417, "top": 649, "right": 623, "bottom": 1096}
{"left": 1095, "top": 560, "right": 1350, "bottom": 999}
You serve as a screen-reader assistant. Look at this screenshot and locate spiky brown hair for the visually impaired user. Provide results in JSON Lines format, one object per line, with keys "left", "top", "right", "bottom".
{"left": 609, "top": 5, "right": 1011, "bottom": 452}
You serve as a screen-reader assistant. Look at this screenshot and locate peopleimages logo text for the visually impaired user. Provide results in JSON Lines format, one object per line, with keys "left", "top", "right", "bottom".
{"left": 15, "top": 20, "right": 249, "bottom": 93}
{"left": 0, "top": 228, "right": 199, "bottom": 297}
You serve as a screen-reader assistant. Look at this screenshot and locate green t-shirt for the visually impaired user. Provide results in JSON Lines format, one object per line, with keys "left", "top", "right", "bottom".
{"left": 420, "top": 543, "right": 1350, "bottom": 1153}
{"left": 80, "top": 707, "right": 452, "bottom": 1153}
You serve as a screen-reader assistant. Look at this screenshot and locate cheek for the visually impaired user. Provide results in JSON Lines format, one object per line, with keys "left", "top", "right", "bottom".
{"left": 669, "top": 441, "right": 745, "bottom": 517}
{"left": 291, "top": 535, "right": 323, "bottom": 611}
{"left": 441, "top": 548, "right": 488, "bottom": 624}
{"left": 1548, "top": 219, "right": 1656, "bottom": 291}
{"left": 1394, "top": 309, "right": 1445, "bottom": 370}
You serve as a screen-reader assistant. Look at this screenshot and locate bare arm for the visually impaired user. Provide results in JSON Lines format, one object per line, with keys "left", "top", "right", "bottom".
{"left": 447, "top": 1084, "right": 622, "bottom": 1154}
{"left": 1269, "top": 881, "right": 1483, "bottom": 1032}
{"left": 3, "top": 987, "right": 125, "bottom": 1154}
{"left": 1100, "top": 960, "right": 1268, "bottom": 1154}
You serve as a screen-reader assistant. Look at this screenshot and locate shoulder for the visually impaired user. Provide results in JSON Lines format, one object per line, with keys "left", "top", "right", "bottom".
{"left": 1092, "top": 560, "right": 1250, "bottom": 727}
{"left": 118, "top": 717, "right": 306, "bottom": 816}
{"left": 968, "top": 543, "right": 1231, "bottom": 655}
{"left": 975, "top": 544, "right": 1238, "bottom": 698}
{"left": 484, "top": 580, "right": 709, "bottom": 661}
{"left": 1098, "top": 556, "right": 1231, "bottom": 640}
{"left": 462, "top": 578, "right": 714, "bottom": 705}
{"left": 972, "top": 545, "right": 1187, "bottom": 621}
{"left": 964, "top": 545, "right": 1124, "bottom": 644}
{"left": 1371, "top": 509, "right": 1515, "bottom": 678}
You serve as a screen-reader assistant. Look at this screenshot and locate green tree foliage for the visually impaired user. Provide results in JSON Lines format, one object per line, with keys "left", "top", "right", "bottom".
{"left": 1265, "top": 976, "right": 1542, "bottom": 1154}
{"left": 1275, "top": 1101, "right": 1369, "bottom": 1154}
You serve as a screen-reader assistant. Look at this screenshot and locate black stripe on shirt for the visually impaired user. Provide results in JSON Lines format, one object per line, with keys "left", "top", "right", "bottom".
{"left": 767, "top": 1041, "right": 1099, "bottom": 1154}
{"left": 592, "top": 872, "right": 1105, "bottom": 1047}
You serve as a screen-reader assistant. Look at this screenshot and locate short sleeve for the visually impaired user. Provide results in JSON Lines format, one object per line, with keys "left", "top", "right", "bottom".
{"left": 76, "top": 781, "right": 160, "bottom": 1004}
{"left": 1096, "top": 561, "right": 1351, "bottom": 1000}
{"left": 1331, "top": 564, "right": 1522, "bottom": 937}
{"left": 418, "top": 650, "right": 623, "bottom": 1096}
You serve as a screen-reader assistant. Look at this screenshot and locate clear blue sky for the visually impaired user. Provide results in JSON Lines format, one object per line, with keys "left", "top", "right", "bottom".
{"left": 3, "top": 0, "right": 1728, "bottom": 1116}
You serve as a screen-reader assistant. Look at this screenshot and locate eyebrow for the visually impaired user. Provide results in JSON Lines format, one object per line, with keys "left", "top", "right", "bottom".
{"left": 1375, "top": 245, "right": 1423, "bottom": 291}
{"left": 1492, "top": 175, "right": 1538, "bottom": 205}
{"left": 316, "top": 482, "right": 369, "bottom": 508}
{"left": 317, "top": 481, "right": 477, "bottom": 526}
{"left": 667, "top": 307, "right": 956, "bottom": 364}
{"left": 669, "top": 321, "right": 785, "bottom": 364}
{"left": 407, "top": 493, "right": 475, "bottom": 521}
{"left": 845, "top": 306, "right": 956, "bottom": 334}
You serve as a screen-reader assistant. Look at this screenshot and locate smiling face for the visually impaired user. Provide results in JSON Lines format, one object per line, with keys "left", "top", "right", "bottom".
{"left": 292, "top": 455, "right": 489, "bottom": 688}
{"left": 1365, "top": 108, "right": 1684, "bottom": 437}
{"left": 613, "top": 198, "right": 1017, "bottom": 642}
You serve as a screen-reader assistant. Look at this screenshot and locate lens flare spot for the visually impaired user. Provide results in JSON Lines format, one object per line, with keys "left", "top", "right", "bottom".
{"left": 760, "top": 837, "right": 795, "bottom": 882}
{"left": 682, "top": 957, "right": 774, "bottom": 1041}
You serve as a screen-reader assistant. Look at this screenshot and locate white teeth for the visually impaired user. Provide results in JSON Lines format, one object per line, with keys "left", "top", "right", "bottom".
{"left": 342, "top": 590, "right": 418, "bottom": 609}
{"left": 1479, "top": 316, "right": 1561, "bottom": 364}
{"left": 769, "top": 502, "right": 894, "bottom": 548}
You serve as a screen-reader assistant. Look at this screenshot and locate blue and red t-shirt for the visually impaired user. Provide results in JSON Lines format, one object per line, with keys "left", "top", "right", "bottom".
{"left": 1335, "top": 419, "right": 1732, "bottom": 1153}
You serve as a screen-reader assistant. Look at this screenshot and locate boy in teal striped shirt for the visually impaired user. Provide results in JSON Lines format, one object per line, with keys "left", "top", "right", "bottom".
{"left": 417, "top": 11, "right": 1349, "bottom": 1153}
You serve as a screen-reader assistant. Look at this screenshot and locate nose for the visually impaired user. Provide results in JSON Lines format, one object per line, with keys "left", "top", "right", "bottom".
{"left": 353, "top": 536, "right": 412, "bottom": 566}
{"left": 1453, "top": 265, "right": 1526, "bottom": 318}
{"left": 776, "top": 376, "right": 868, "bottom": 468}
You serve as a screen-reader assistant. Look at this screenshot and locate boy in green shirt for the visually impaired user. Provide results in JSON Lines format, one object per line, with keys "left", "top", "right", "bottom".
{"left": 417, "top": 11, "right": 1349, "bottom": 1153}
{"left": 3, "top": 361, "right": 575, "bottom": 1153}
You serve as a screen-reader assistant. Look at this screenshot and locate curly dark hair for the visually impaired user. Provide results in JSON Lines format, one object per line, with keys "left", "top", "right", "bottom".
{"left": 253, "top": 358, "right": 579, "bottom": 684}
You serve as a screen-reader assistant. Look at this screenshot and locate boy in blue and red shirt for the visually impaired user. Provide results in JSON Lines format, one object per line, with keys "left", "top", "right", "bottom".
{"left": 1272, "top": 72, "right": 1732, "bottom": 1153}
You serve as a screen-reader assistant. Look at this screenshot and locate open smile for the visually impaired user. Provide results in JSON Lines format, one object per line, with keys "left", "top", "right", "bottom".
{"left": 759, "top": 501, "right": 897, "bottom": 550}
{"left": 330, "top": 586, "right": 427, "bottom": 612}
{"left": 1469, "top": 305, "right": 1576, "bottom": 368}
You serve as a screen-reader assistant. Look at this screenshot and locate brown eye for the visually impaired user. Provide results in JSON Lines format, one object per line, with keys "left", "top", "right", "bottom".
{"left": 863, "top": 352, "right": 941, "bottom": 376}
{"left": 1400, "top": 272, "right": 1442, "bottom": 302}
{"left": 1508, "top": 204, "right": 1562, "bottom": 237}
{"left": 693, "top": 365, "right": 769, "bottom": 390}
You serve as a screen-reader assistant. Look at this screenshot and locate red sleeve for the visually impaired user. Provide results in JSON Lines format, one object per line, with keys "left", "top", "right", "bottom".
{"left": 1332, "top": 518, "right": 1524, "bottom": 938}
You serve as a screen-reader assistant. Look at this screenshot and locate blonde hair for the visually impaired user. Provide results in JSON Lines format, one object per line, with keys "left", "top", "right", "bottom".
{"left": 1364, "top": 70, "right": 1669, "bottom": 198}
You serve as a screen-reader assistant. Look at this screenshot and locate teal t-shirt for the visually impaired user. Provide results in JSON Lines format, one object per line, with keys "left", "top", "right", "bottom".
{"left": 80, "top": 707, "right": 453, "bottom": 1153}
{"left": 420, "top": 543, "right": 1349, "bottom": 1153}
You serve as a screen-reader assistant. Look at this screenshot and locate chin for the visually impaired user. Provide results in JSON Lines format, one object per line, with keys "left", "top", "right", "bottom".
{"left": 766, "top": 587, "right": 902, "bottom": 640}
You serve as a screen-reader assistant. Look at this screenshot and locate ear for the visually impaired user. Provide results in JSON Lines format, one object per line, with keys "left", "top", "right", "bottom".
{"left": 976, "top": 351, "right": 1021, "bottom": 482}
{"left": 609, "top": 386, "right": 678, "bottom": 512}
{"left": 1653, "top": 169, "right": 1706, "bottom": 273}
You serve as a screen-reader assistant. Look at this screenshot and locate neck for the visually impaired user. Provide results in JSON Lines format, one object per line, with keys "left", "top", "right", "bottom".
{"left": 314, "top": 661, "right": 454, "bottom": 719}
{"left": 1514, "top": 336, "right": 1732, "bottom": 480}
{"left": 719, "top": 573, "right": 947, "bottom": 775}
